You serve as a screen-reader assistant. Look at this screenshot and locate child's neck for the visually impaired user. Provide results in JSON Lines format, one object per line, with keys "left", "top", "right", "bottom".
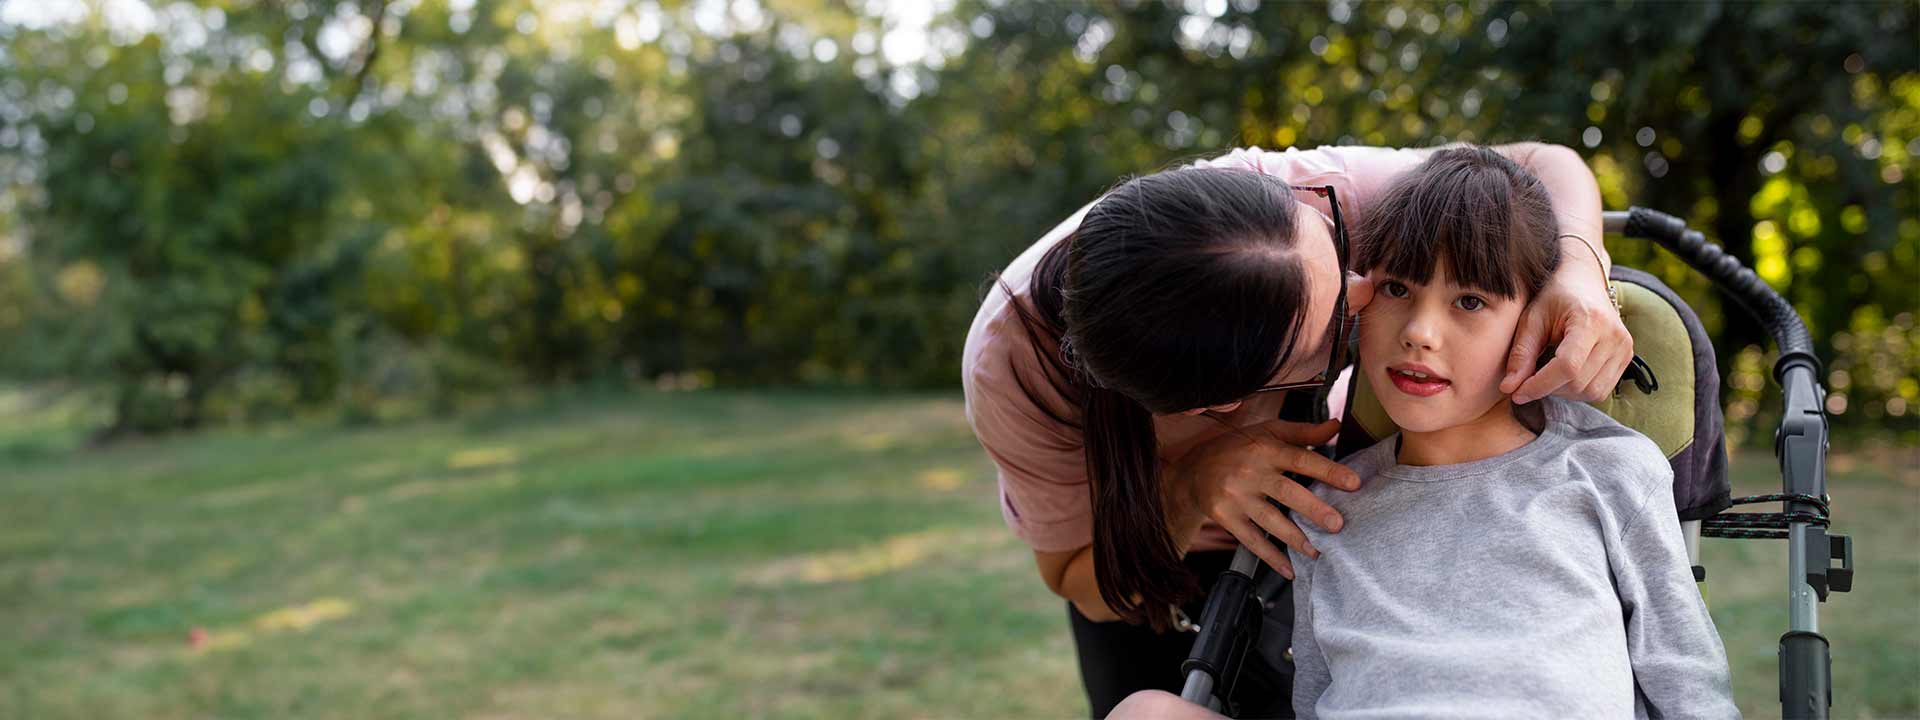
{"left": 1397, "top": 397, "right": 1539, "bottom": 467}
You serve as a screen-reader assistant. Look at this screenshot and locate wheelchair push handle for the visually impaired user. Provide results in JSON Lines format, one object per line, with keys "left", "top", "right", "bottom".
{"left": 1604, "top": 208, "right": 1820, "bottom": 380}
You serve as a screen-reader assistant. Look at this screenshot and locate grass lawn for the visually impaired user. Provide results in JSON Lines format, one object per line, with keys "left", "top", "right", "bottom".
{"left": 1, "top": 389, "right": 1915, "bottom": 718}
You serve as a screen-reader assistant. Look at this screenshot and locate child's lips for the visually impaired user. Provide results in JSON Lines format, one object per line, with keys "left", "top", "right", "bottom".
{"left": 1386, "top": 365, "right": 1451, "bottom": 397}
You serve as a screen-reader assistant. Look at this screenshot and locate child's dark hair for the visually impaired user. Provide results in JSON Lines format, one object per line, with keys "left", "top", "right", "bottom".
{"left": 1351, "top": 146, "right": 1561, "bottom": 298}
{"left": 995, "top": 167, "right": 1317, "bottom": 630}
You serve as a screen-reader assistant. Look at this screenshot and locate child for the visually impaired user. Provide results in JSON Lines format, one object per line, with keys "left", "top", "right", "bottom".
{"left": 1286, "top": 147, "right": 1739, "bottom": 718}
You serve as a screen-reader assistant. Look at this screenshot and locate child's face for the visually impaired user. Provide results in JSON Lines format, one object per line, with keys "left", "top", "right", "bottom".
{"left": 1358, "top": 265, "right": 1528, "bottom": 434}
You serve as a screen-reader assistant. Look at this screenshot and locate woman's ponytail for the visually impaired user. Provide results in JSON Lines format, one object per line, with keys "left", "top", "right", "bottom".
{"left": 1084, "top": 384, "right": 1196, "bottom": 630}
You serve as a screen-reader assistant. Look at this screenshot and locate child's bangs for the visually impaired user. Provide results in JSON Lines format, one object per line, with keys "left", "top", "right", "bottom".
{"left": 1353, "top": 147, "right": 1559, "bottom": 300}
{"left": 1364, "top": 183, "right": 1524, "bottom": 297}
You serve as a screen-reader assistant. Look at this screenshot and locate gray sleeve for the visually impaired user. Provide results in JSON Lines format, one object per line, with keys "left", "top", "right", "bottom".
{"left": 1288, "top": 548, "right": 1328, "bottom": 720}
{"left": 1608, "top": 465, "right": 1741, "bottom": 719}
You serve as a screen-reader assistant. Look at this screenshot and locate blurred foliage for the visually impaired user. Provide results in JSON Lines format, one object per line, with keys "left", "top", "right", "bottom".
{"left": 0, "top": 0, "right": 1914, "bottom": 441}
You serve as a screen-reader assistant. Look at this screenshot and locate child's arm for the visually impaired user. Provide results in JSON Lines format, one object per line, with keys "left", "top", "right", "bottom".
{"left": 1286, "top": 546, "right": 1329, "bottom": 720}
{"left": 1609, "top": 468, "right": 1741, "bottom": 718}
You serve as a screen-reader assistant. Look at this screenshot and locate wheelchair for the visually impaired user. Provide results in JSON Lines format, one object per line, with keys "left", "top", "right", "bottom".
{"left": 1178, "top": 207, "right": 1856, "bottom": 719}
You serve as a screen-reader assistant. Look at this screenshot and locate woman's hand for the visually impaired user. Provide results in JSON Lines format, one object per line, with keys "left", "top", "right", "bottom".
{"left": 1167, "top": 418, "right": 1362, "bottom": 579}
{"left": 1500, "top": 250, "right": 1633, "bottom": 404}
{"left": 1494, "top": 142, "right": 1628, "bottom": 405}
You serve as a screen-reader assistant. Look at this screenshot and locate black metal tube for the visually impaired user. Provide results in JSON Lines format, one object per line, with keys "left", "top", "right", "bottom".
{"left": 1780, "top": 631, "right": 1831, "bottom": 719}
{"left": 1619, "top": 207, "right": 1822, "bottom": 381}
{"left": 1181, "top": 568, "right": 1256, "bottom": 707}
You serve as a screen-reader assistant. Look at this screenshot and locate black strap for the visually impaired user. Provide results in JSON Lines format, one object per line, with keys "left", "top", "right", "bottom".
{"left": 1701, "top": 493, "right": 1831, "bottom": 540}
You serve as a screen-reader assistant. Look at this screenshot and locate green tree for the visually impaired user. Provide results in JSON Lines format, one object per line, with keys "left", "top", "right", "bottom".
{"left": 1469, "top": 2, "right": 1919, "bottom": 430}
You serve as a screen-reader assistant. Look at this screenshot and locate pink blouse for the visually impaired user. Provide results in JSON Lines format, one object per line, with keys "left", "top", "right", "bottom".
{"left": 961, "top": 145, "right": 1427, "bottom": 553}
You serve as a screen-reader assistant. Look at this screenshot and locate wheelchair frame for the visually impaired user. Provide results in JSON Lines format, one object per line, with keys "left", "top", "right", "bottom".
{"left": 1178, "top": 207, "right": 1857, "bottom": 719}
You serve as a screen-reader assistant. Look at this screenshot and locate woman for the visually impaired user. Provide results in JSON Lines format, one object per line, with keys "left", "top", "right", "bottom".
{"left": 960, "top": 144, "right": 1626, "bottom": 718}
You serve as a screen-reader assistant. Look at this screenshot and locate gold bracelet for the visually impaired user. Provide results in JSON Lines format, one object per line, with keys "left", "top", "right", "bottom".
{"left": 1557, "top": 232, "right": 1620, "bottom": 315}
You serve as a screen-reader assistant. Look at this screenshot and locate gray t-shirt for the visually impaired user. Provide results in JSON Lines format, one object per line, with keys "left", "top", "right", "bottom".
{"left": 1289, "top": 397, "right": 1738, "bottom": 719}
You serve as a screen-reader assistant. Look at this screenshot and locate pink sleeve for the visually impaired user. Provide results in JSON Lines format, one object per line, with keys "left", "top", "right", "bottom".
{"left": 962, "top": 309, "right": 1096, "bottom": 553}
{"left": 1196, "top": 145, "right": 1428, "bottom": 219}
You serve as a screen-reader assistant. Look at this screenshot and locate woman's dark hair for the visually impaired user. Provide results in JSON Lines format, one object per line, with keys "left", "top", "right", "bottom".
{"left": 997, "top": 167, "right": 1317, "bottom": 629}
{"left": 1350, "top": 146, "right": 1561, "bottom": 299}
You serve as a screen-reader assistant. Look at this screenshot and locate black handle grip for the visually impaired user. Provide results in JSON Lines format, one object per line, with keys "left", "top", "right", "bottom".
{"left": 1620, "top": 206, "right": 1822, "bottom": 381}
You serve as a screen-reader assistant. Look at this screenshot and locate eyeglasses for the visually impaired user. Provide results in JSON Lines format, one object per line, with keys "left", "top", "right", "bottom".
{"left": 1251, "top": 185, "right": 1352, "bottom": 396}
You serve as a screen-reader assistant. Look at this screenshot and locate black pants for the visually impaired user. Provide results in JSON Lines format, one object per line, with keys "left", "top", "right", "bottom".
{"left": 1066, "top": 550, "right": 1295, "bottom": 719}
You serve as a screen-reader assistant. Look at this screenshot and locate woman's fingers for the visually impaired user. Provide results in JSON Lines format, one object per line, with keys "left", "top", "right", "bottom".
{"left": 1573, "top": 344, "right": 1613, "bottom": 400}
{"left": 1516, "top": 319, "right": 1596, "bottom": 404}
{"left": 1219, "top": 513, "right": 1294, "bottom": 579}
{"left": 1262, "top": 442, "right": 1361, "bottom": 492}
{"left": 1581, "top": 343, "right": 1635, "bottom": 401}
{"left": 1514, "top": 286, "right": 1635, "bottom": 404}
{"left": 1501, "top": 301, "right": 1552, "bottom": 395}
{"left": 1508, "top": 278, "right": 1633, "bottom": 404}
{"left": 1181, "top": 416, "right": 1359, "bottom": 578}
{"left": 1249, "top": 419, "right": 1360, "bottom": 491}
{"left": 1557, "top": 319, "right": 1634, "bottom": 402}
{"left": 1263, "top": 473, "right": 1345, "bottom": 533}
{"left": 1598, "top": 329, "right": 1636, "bottom": 398}
{"left": 1247, "top": 497, "right": 1318, "bottom": 558}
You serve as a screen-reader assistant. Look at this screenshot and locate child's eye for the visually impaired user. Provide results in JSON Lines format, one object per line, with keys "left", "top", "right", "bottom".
{"left": 1455, "top": 295, "right": 1486, "bottom": 311}
{"left": 1381, "top": 280, "right": 1410, "bottom": 298}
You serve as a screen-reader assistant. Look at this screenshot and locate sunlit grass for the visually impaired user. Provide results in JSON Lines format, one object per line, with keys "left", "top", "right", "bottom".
{"left": 0, "top": 390, "right": 1080, "bottom": 719}
{"left": 0, "top": 390, "right": 1912, "bottom": 718}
